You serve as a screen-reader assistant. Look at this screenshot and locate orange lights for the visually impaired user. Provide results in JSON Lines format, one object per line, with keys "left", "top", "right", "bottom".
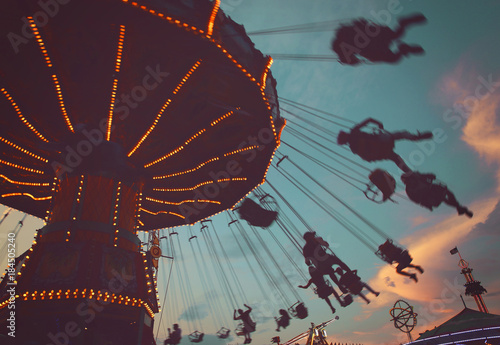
{"left": 223, "top": 145, "right": 260, "bottom": 157}
{"left": 260, "top": 56, "right": 273, "bottom": 91}
{"left": 27, "top": 17, "right": 52, "bottom": 68}
{"left": 8, "top": 289, "right": 152, "bottom": 313}
{"left": 144, "top": 128, "right": 206, "bottom": 168}
{"left": 0, "top": 158, "right": 44, "bottom": 174}
{"left": 26, "top": 17, "right": 74, "bottom": 133}
{"left": 0, "top": 174, "right": 50, "bottom": 187}
{"left": 113, "top": 182, "right": 122, "bottom": 246}
{"left": 1, "top": 88, "right": 49, "bottom": 142}
{"left": 128, "top": 99, "right": 171, "bottom": 157}
{"left": 139, "top": 207, "right": 185, "bottom": 220}
{"left": 128, "top": 60, "right": 202, "bottom": 157}
{"left": 210, "top": 109, "right": 238, "bottom": 126}
{"left": 0, "top": 137, "right": 48, "bottom": 162}
{"left": 107, "top": 78, "right": 119, "bottom": 141}
{"left": 107, "top": 25, "right": 126, "bottom": 141}
{"left": 51, "top": 74, "right": 74, "bottom": 132}
{"left": 172, "top": 60, "right": 202, "bottom": 95}
{"left": 145, "top": 197, "right": 221, "bottom": 206}
{"left": 153, "top": 177, "right": 247, "bottom": 192}
{"left": 153, "top": 157, "right": 219, "bottom": 180}
{"left": 207, "top": 0, "right": 220, "bottom": 37}
{"left": 1, "top": 193, "right": 51, "bottom": 201}
{"left": 116, "top": 25, "right": 125, "bottom": 72}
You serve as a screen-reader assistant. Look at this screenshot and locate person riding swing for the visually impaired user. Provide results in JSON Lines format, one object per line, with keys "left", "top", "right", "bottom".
{"left": 337, "top": 118, "right": 433, "bottom": 172}
{"left": 401, "top": 172, "right": 473, "bottom": 217}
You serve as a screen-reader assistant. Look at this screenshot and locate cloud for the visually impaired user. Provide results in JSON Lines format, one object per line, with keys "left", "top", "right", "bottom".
{"left": 462, "top": 90, "right": 500, "bottom": 190}
{"left": 470, "top": 200, "right": 500, "bottom": 237}
{"left": 179, "top": 303, "right": 209, "bottom": 322}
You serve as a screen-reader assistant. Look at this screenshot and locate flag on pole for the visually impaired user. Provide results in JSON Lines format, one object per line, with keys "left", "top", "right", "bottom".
{"left": 450, "top": 247, "right": 459, "bottom": 255}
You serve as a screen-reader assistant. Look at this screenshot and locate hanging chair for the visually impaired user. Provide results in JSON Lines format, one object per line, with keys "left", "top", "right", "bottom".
{"left": 235, "top": 320, "right": 256, "bottom": 336}
{"left": 236, "top": 198, "right": 278, "bottom": 228}
{"left": 364, "top": 169, "right": 396, "bottom": 203}
{"left": 235, "top": 323, "right": 246, "bottom": 336}
{"left": 375, "top": 239, "right": 412, "bottom": 266}
{"left": 338, "top": 270, "right": 363, "bottom": 295}
{"left": 188, "top": 330, "right": 204, "bottom": 343}
{"left": 288, "top": 301, "right": 308, "bottom": 319}
{"left": 216, "top": 327, "right": 231, "bottom": 339}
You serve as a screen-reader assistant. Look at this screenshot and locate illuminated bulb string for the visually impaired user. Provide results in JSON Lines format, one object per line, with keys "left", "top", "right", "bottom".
{"left": 153, "top": 144, "right": 260, "bottom": 180}
{"left": 153, "top": 177, "right": 247, "bottom": 192}
{"left": 145, "top": 108, "right": 241, "bottom": 168}
{"left": 1, "top": 88, "right": 49, "bottom": 142}
{"left": 0, "top": 137, "right": 48, "bottom": 162}
{"left": 27, "top": 17, "right": 74, "bottom": 133}
{"left": 128, "top": 60, "right": 202, "bottom": 157}
{"left": 107, "top": 25, "right": 126, "bottom": 141}
{"left": 0, "top": 174, "right": 50, "bottom": 187}
{"left": 1, "top": 193, "right": 51, "bottom": 201}
{"left": 139, "top": 207, "right": 185, "bottom": 220}
{"left": 0, "top": 158, "right": 44, "bottom": 174}
{"left": 145, "top": 197, "right": 220, "bottom": 206}
{"left": 207, "top": 0, "right": 220, "bottom": 37}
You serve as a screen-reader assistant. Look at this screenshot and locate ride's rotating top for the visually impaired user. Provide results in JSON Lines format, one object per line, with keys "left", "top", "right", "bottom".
{"left": 0, "top": 0, "right": 284, "bottom": 232}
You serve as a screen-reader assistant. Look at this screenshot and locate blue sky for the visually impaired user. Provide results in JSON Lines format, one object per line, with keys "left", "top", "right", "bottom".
{"left": 2, "top": 1, "right": 500, "bottom": 344}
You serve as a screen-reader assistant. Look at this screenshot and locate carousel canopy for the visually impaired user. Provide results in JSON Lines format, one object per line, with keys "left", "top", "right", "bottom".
{"left": 0, "top": 0, "right": 282, "bottom": 230}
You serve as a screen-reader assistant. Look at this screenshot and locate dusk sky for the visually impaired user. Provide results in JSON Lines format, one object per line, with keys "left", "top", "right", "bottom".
{"left": 1, "top": 1, "right": 500, "bottom": 344}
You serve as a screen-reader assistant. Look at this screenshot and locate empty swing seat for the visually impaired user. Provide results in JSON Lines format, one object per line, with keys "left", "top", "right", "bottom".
{"left": 288, "top": 301, "right": 308, "bottom": 319}
{"left": 237, "top": 198, "right": 278, "bottom": 228}
{"left": 365, "top": 169, "right": 396, "bottom": 203}
{"left": 188, "top": 331, "right": 204, "bottom": 343}
{"left": 216, "top": 327, "right": 230, "bottom": 339}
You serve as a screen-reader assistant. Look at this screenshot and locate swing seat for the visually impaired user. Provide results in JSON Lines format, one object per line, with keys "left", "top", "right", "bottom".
{"left": 188, "top": 331, "right": 204, "bottom": 343}
{"left": 216, "top": 327, "right": 230, "bottom": 339}
{"left": 364, "top": 169, "right": 396, "bottom": 203}
{"left": 237, "top": 198, "right": 278, "bottom": 228}
{"left": 376, "top": 239, "right": 412, "bottom": 267}
{"left": 235, "top": 323, "right": 246, "bottom": 336}
{"left": 339, "top": 270, "right": 363, "bottom": 295}
{"left": 288, "top": 301, "right": 308, "bottom": 319}
{"left": 340, "top": 293, "right": 354, "bottom": 307}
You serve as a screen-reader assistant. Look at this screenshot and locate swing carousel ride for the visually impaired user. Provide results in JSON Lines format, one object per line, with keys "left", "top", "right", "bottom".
{"left": 0, "top": 0, "right": 494, "bottom": 344}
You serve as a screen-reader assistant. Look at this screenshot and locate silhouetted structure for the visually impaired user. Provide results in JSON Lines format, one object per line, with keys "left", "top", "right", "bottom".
{"left": 377, "top": 239, "right": 423, "bottom": 282}
{"left": 0, "top": 0, "right": 284, "bottom": 343}
{"left": 451, "top": 247, "right": 488, "bottom": 313}
{"left": 408, "top": 308, "right": 500, "bottom": 345}
{"left": 332, "top": 13, "right": 427, "bottom": 65}
{"left": 337, "top": 118, "right": 433, "bottom": 172}
{"left": 401, "top": 172, "right": 473, "bottom": 217}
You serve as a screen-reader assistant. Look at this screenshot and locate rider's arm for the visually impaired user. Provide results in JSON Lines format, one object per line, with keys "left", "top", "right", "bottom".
{"left": 298, "top": 278, "right": 313, "bottom": 289}
{"left": 353, "top": 118, "right": 383, "bottom": 131}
